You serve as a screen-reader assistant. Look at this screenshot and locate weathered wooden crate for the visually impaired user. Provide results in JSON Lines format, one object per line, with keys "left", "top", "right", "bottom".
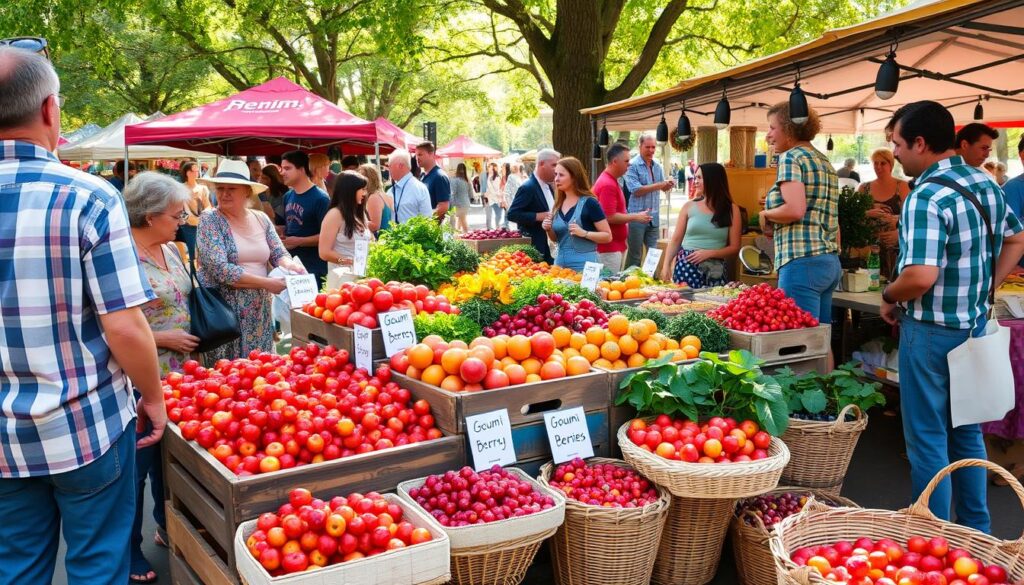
{"left": 163, "top": 424, "right": 465, "bottom": 582}
{"left": 727, "top": 324, "right": 831, "bottom": 364}
{"left": 764, "top": 355, "right": 830, "bottom": 376}
{"left": 388, "top": 369, "right": 612, "bottom": 436}
{"left": 290, "top": 309, "right": 386, "bottom": 360}
{"left": 459, "top": 236, "right": 531, "bottom": 255}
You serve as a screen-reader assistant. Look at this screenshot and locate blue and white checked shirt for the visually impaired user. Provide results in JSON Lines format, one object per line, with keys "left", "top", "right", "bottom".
{"left": 0, "top": 140, "right": 155, "bottom": 477}
{"left": 624, "top": 155, "right": 664, "bottom": 227}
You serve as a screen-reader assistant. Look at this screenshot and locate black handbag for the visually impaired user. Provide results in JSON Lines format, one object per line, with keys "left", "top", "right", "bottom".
{"left": 186, "top": 255, "right": 241, "bottom": 353}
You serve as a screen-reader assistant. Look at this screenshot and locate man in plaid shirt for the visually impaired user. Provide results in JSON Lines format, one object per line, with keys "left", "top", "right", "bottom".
{"left": 0, "top": 47, "right": 165, "bottom": 584}
{"left": 881, "top": 101, "right": 1024, "bottom": 533}
{"left": 624, "top": 133, "right": 674, "bottom": 268}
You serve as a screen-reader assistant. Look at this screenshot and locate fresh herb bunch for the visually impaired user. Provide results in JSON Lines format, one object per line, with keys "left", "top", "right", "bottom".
{"left": 455, "top": 297, "right": 504, "bottom": 329}
{"left": 662, "top": 312, "right": 730, "bottom": 353}
{"left": 413, "top": 312, "right": 482, "bottom": 344}
{"left": 620, "top": 306, "right": 669, "bottom": 330}
{"left": 773, "top": 361, "right": 885, "bottom": 417}
{"left": 443, "top": 239, "right": 480, "bottom": 274}
{"left": 616, "top": 350, "right": 789, "bottom": 436}
{"left": 367, "top": 216, "right": 458, "bottom": 289}
{"left": 493, "top": 244, "right": 543, "bottom": 263}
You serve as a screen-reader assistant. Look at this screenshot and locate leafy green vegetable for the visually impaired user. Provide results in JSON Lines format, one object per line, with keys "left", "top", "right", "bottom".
{"left": 413, "top": 312, "right": 482, "bottom": 344}
{"left": 367, "top": 216, "right": 461, "bottom": 289}
{"left": 443, "top": 239, "right": 480, "bottom": 274}
{"left": 493, "top": 244, "right": 543, "bottom": 263}
{"left": 615, "top": 350, "right": 790, "bottom": 436}
{"left": 773, "top": 361, "right": 886, "bottom": 416}
{"left": 662, "top": 312, "right": 731, "bottom": 353}
{"left": 620, "top": 306, "right": 669, "bottom": 330}
{"left": 456, "top": 297, "right": 504, "bottom": 329}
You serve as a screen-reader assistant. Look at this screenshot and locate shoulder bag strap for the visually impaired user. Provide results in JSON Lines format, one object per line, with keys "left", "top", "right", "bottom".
{"left": 921, "top": 176, "right": 996, "bottom": 308}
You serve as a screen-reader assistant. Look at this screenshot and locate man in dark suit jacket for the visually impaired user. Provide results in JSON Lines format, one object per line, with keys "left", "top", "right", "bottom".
{"left": 508, "top": 149, "right": 559, "bottom": 264}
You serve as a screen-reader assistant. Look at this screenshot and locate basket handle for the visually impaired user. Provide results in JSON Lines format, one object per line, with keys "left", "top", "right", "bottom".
{"left": 908, "top": 458, "right": 1024, "bottom": 541}
{"left": 786, "top": 565, "right": 817, "bottom": 585}
{"left": 832, "top": 404, "right": 863, "bottom": 428}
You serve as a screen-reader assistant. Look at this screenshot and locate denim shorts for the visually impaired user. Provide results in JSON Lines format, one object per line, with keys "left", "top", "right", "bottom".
{"left": 777, "top": 253, "right": 842, "bottom": 322}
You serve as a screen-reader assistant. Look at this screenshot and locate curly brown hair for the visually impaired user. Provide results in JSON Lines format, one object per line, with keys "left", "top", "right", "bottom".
{"left": 767, "top": 101, "right": 821, "bottom": 142}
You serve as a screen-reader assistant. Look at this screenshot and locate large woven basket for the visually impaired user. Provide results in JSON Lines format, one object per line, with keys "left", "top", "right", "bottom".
{"left": 769, "top": 459, "right": 1024, "bottom": 585}
{"left": 780, "top": 404, "right": 867, "bottom": 494}
{"left": 397, "top": 467, "right": 566, "bottom": 585}
{"left": 730, "top": 487, "right": 858, "bottom": 585}
{"left": 654, "top": 495, "right": 735, "bottom": 585}
{"left": 538, "top": 458, "right": 671, "bottom": 585}
{"left": 616, "top": 419, "right": 791, "bottom": 499}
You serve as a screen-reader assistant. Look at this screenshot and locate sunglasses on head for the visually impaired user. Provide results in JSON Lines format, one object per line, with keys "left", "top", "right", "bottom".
{"left": 0, "top": 37, "right": 49, "bottom": 59}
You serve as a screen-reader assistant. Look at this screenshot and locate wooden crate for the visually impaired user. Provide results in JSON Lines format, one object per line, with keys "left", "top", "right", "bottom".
{"left": 727, "top": 324, "right": 831, "bottom": 364}
{"left": 388, "top": 369, "right": 612, "bottom": 436}
{"left": 764, "top": 355, "right": 829, "bottom": 375}
{"left": 291, "top": 309, "right": 387, "bottom": 360}
{"left": 163, "top": 424, "right": 465, "bottom": 578}
{"left": 167, "top": 506, "right": 236, "bottom": 585}
{"left": 459, "top": 236, "right": 530, "bottom": 254}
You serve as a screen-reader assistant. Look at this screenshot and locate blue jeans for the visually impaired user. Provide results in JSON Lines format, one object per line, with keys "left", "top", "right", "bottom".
{"left": 777, "top": 253, "right": 842, "bottom": 322}
{"left": 899, "top": 314, "right": 990, "bottom": 532}
{"left": 0, "top": 422, "right": 137, "bottom": 585}
{"left": 131, "top": 423, "right": 166, "bottom": 571}
{"left": 486, "top": 203, "right": 506, "bottom": 229}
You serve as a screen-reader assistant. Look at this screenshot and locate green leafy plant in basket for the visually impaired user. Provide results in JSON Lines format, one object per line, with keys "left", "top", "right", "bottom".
{"left": 616, "top": 350, "right": 790, "bottom": 436}
{"left": 773, "top": 361, "right": 885, "bottom": 422}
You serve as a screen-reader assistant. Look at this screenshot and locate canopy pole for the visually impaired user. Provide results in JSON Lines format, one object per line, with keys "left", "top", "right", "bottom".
{"left": 124, "top": 144, "right": 130, "bottom": 188}
{"left": 374, "top": 142, "right": 380, "bottom": 168}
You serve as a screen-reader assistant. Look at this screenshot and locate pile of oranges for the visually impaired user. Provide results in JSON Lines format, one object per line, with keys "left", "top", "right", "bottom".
{"left": 478, "top": 250, "right": 581, "bottom": 281}
{"left": 554, "top": 314, "right": 700, "bottom": 370}
{"left": 597, "top": 275, "right": 646, "bottom": 301}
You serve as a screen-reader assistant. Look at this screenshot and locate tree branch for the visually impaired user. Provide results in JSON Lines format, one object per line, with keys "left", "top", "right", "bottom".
{"left": 604, "top": 0, "right": 691, "bottom": 103}
{"left": 476, "top": 0, "right": 555, "bottom": 74}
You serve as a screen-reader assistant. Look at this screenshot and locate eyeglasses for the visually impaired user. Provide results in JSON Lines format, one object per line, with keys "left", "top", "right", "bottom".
{"left": 0, "top": 37, "right": 49, "bottom": 59}
{"left": 161, "top": 211, "right": 189, "bottom": 223}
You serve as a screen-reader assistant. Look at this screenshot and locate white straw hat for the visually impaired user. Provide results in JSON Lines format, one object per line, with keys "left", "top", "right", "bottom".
{"left": 198, "top": 159, "right": 269, "bottom": 194}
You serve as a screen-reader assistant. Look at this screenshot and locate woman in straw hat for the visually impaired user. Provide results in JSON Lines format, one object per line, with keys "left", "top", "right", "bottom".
{"left": 196, "top": 159, "right": 304, "bottom": 364}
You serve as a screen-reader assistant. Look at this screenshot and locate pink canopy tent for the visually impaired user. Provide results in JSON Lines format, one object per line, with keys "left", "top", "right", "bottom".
{"left": 124, "top": 77, "right": 403, "bottom": 156}
{"left": 374, "top": 118, "right": 424, "bottom": 152}
{"left": 436, "top": 135, "right": 502, "bottom": 159}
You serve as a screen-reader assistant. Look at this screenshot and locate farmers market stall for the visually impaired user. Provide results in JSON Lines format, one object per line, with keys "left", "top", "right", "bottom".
{"left": 59, "top": 112, "right": 213, "bottom": 162}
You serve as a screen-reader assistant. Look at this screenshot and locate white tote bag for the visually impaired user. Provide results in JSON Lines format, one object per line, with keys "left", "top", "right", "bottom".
{"left": 928, "top": 176, "right": 1016, "bottom": 427}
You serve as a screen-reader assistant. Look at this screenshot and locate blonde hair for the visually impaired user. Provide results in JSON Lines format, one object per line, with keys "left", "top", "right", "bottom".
{"left": 358, "top": 163, "right": 384, "bottom": 194}
{"left": 309, "top": 153, "right": 330, "bottom": 173}
{"left": 871, "top": 148, "right": 895, "bottom": 167}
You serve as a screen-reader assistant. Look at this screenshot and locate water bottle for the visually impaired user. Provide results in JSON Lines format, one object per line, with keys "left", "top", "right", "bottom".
{"left": 867, "top": 246, "right": 880, "bottom": 291}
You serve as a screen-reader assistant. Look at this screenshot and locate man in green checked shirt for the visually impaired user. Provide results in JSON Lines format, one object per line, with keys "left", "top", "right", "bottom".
{"left": 880, "top": 101, "right": 1024, "bottom": 533}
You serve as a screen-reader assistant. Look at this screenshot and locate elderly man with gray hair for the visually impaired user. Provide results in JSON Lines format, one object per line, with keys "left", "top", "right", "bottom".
{"left": 836, "top": 157, "right": 861, "bottom": 183}
{"left": 624, "top": 132, "right": 674, "bottom": 269}
{"left": 0, "top": 46, "right": 164, "bottom": 585}
{"left": 508, "top": 148, "right": 560, "bottom": 263}
{"left": 387, "top": 149, "right": 433, "bottom": 224}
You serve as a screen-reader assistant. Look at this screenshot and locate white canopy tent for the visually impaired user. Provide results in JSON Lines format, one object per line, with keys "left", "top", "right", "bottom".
{"left": 59, "top": 113, "right": 214, "bottom": 161}
{"left": 583, "top": 0, "right": 1024, "bottom": 134}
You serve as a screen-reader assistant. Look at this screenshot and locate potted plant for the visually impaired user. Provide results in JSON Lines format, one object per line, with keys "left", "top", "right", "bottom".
{"left": 837, "top": 186, "right": 883, "bottom": 270}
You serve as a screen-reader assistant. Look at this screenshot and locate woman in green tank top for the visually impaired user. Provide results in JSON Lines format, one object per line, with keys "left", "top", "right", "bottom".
{"left": 662, "top": 163, "right": 742, "bottom": 288}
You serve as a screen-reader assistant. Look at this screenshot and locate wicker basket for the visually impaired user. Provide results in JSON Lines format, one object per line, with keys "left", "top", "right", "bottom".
{"left": 780, "top": 404, "right": 868, "bottom": 495}
{"left": 538, "top": 458, "right": 671, "bottom": 585}
{"left": 653, "top": 495, "right": 735, "bottom": 585}
{"left": 397, "top": 467, "right": 566, "bottom": 585}
{"left": 730, "top": 488, "right": 858, "bottom": 585}
{"left": 769, "top": 459, "right": 1024, "bottom": 585}
{"left": 616, "top": 419, "right": 791, "bottom": 499}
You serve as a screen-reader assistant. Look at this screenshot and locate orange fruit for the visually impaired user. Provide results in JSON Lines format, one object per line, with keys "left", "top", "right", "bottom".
{"left": 566, "top": 356, "right": 591, "bottom": 376}
{"left": 525, "top": 373, "right": 542, "bottom": 384}
{"left": 585, "top": 326, "right": 606, "bottom": 346}
{"left": 600, "top": 341, "right": 621, "bottom": 361}
{"left": 504, "top": 364, "right": 527, "bottom": 385}
{"left": 421, "top": 364, "right": 446, "bottom": 386}
{"left": 672, "top": 349, "right": 688, "bottom": 362}
{"left": 469, "top": 345, "right": 496, "bottom": 368}
{"left": 618, "top": 334, "right": 638, "bottom": 356}
{"left": 449, "top": 339, "right": 468, "bottom": 350}
{"left": 640, "top": 319, "right": 658, "bottom": 333}
{"left": 562, "top": 347, "right": 581, "bottom": 359}
{"left": 612, "top": 359, "right": 627, "bottom": 370}
{"left": 640, "top": 339, "right": 662, "bottom": 359}
{"left": 491, "top": 336, "right": 508, "bottom": 359}
{"left": 569, "top": 332, "right": 587, "bottom": 350}
{"left": 500, "top": 356, "right": 518, "bottom": 369}
{"left": 592, "top": 358, "right": 613, "bottom": 370}
{"left": 580, "top": 343, "right": 601, "bottom": 363}
{"left": 552, "top": 326, "right": 572, "bottom": 348}
{"left": 540, "top": 361, "right": 566, "bottom": 380}
{"left": 407, "top": 344, "right": 434, "bottom": 370}
{"left": 440, "top": 348, "right": 468, "bottom": 375}
{"left": 627, "top": 353, "right": 647, "bottom": 368}
{"left": 629, "top": 322, "right": 650, "bottom": 342}
{"left": 507, "top": 335, "right": 532, "bottom": 361}
{"left": 608, "top": 290, "right": 622, "bottom": 300}
{"left": 521, "top": 357, "right": 543, "bottom": 376}
{"left": 607, "top": 314, "right": 630, "bottom": 337}
{"left": 682, "top": 345, "right": 700, "bottom": 359}
{"left": 623, "top": 288, "right": 641, "bottom": 299}
{"left": 422, "top": 335, "right": 446, "bottom": 350}
{"left": 610, "top": 281, "right": 626, "bottom": 293}
{"left": 469, "top": 337, "right": 493, "bottom": 349}
{"left": 665, "top": 338, "right": 680, "bottom": 350}
{"left": 681, "top": 336, "right": 702, "bottom": 352}
{"left": 440, "top": 374, "right": 465, "bottom": 392}
{"left": 624, "top": 275, "right": 641, "bottom": 290}
{"left": 405, "top": 365, "right": 422, "bottom": 380}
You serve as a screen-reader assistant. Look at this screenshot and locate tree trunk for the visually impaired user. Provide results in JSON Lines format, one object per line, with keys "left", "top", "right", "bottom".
{"left": 548, "top": 1, "right": 604, "bottom": 164}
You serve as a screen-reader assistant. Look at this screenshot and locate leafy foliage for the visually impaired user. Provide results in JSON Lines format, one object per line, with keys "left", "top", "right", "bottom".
{"left": 616, "top": 351, "right": 790, "bottom": 436}
{"left": 413, "top": 312, "right": 482, "bottom": 344}
{"left": 838, "top": 187, "right": 885, "bottom": 255}
{"left": 367, "top": 216, "right": 457, "bottom": 289}
{"left": 661, "top": 312, "right": 731, "bottom": 353}
{"left": 773, "top": 362, "right": 886, "bottom": 416}
{"left": 455, "top": 297, "right": 504, "bottom": 329}
{"left": 443, "top": 239, "right": 480, "bottom": 274}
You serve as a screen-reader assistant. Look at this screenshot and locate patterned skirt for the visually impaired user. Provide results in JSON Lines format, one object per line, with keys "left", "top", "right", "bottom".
{"left": 672, "top": 248, "right": 728, "bottom": 289}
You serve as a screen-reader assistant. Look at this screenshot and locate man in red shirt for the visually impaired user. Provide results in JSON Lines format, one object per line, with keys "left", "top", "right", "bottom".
{"left": 594, "top": 142, "right": 652, "bottom": 272}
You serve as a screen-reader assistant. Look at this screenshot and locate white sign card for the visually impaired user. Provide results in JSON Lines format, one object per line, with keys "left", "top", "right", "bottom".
{"left": 380, "top": 309, "right": 417, "bottom": 357}
{"left": 352, "top": 240, "right": 369, "bottom": 277}
{"left": 285, "top": 274, "right": 319, "bottom": 309}
{"left": 354, "top": 325, "right": 373, "bottom": 372}
{"left": 543, "top": 406, "right": 594, "bottom": 464}
{"left": 641, "top": 248, "right": 664, "bottom": 278}
{"left": 580, "top": 261, "right": 603, "bottom": 292}
{"left": 466, "top": 409, "right": 516, "bottom": 470}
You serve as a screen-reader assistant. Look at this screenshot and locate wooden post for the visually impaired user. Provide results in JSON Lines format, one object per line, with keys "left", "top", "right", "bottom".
{"left": 729, "top": 126, "right": 757, "bottom": 168}
{"left": 696, "top": 126, "right": 718, "bottom": 164}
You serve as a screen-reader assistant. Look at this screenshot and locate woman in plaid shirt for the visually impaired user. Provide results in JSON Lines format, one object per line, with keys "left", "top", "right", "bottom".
{"left": 760, "top": 102, "right": 841, "bottom": 367}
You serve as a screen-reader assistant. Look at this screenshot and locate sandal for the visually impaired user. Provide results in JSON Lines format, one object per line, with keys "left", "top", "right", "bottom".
{"left": 129, "top": 555, "right": 157, "bottom": 584}
{"left": 154, "top": 527, "right": 169, "bottom": 548}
